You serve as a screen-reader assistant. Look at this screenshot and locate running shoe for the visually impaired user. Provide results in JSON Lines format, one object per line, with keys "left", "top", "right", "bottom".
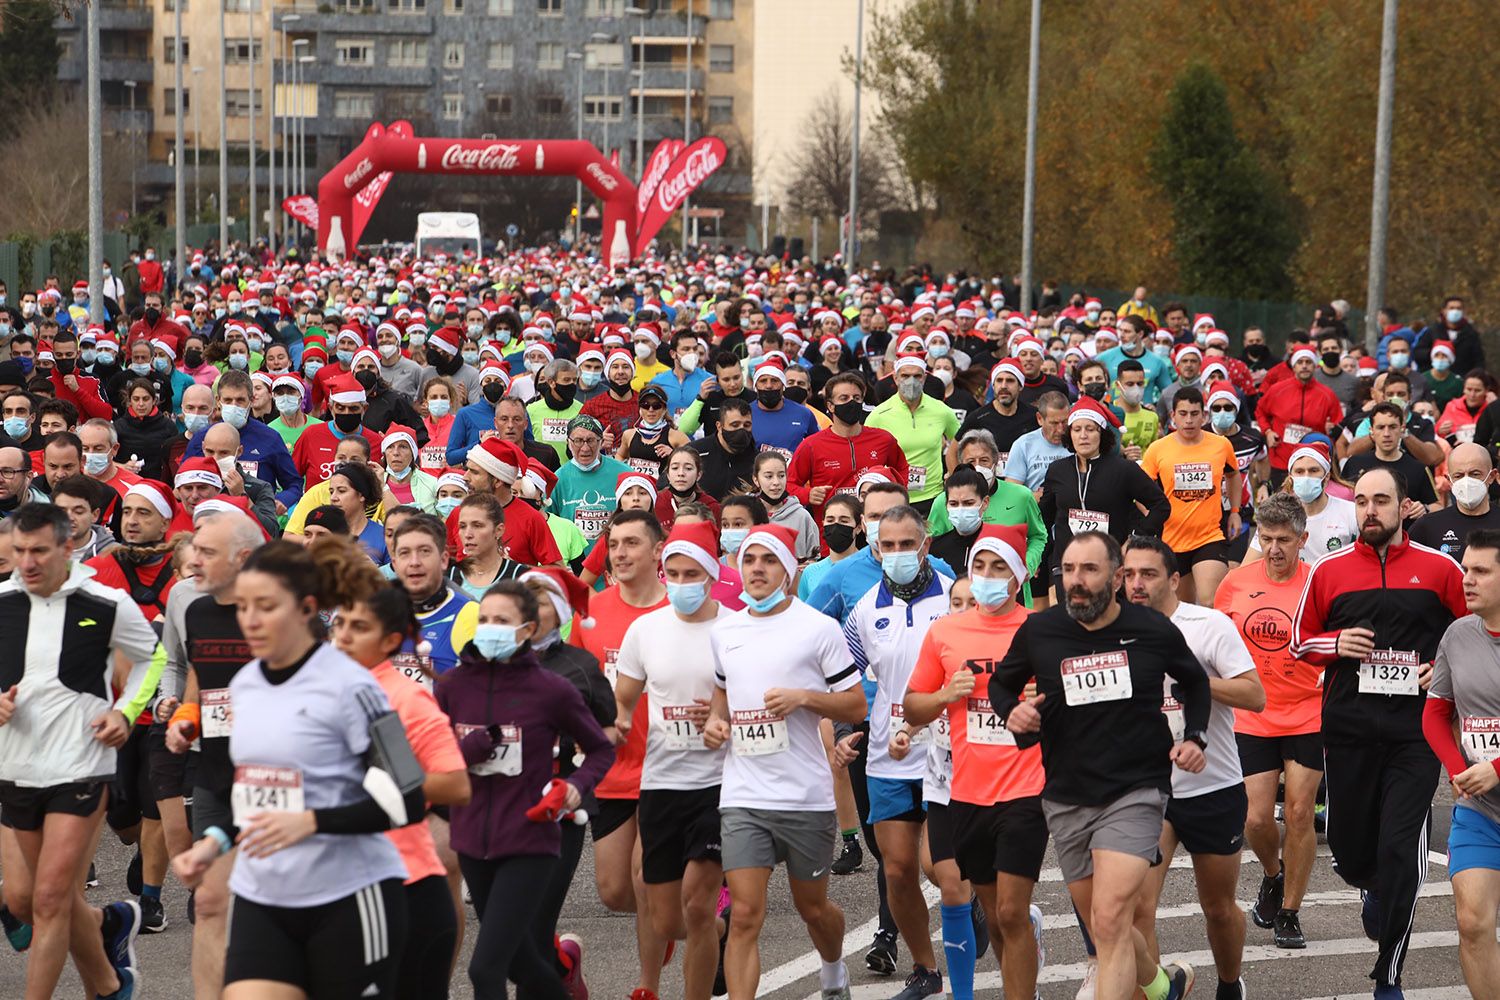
{"left": 557, "top": 933, "right": 587, "bottom": 1000}
{"left": 85, "top": 862, "right": 99, "bottom": 890}
{"left": 139, "top": 895, "right": 168, "bottom": 934}
{"left": 1360, "top": 889, "right": 1380, "bottom": 941}
{"left": 1029, "top": 903, "right": 1045, "bottom": 971}
{"left": 1273, "top": 909, "right": 1305, "bottom": 949}
{"left": 714, "top": 904, "right": 731, "bottom": 997}
{"left": 1164, "top": 960, "right": 1195, "bottom": 1000}
{"left": 864, "top": 928, "right": 898, "bottom": 975}
{"left": 831, "top": 835, "right": 863, "bottom": 875}
{"left": 970, "top": 892, "right": 990, "bottom": 960}
{"left": 890, "top": 964, "right": 943, "bottom": 999}
{"left": 100, "top": 900, "right": 141, "bottom": 976}
{"left": 819, "top": 987, "right": 852, "bottom": 1000}
{"left": 628, "top": 989, "right": 659, "bottom": 1000}
{"left": 1251, "top": 871, "right": 1283, "bottom": 929}
{"left": 126, "top": 849, "right": 142, "bottom": 896}
{"left": 0, "top": 903, "right": 30, "bottom": 952}
{"left": 1214, "top": 978, "right": 1246, "bottom": 1000}
{"left": 1372, "top": 984, "right": 1404, "bottom": 999}
{"left": 98, "top": 965, "right": 135, "bottom": 999}
{"left": 1074, "top": 957, "right": 1098, "bottom": 1000}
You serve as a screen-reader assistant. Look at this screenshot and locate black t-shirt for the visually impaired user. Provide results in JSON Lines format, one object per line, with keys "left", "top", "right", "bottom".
{"left": 1018, "top": 373, "right": 1072, "bottom": 409}
{"left": 1408, "top": 504, "right": 1500, "bottom": 564}
{"left": 1340, "top": 451, "right": 1438, "bottom": 505}
{"left": 943, "top": 388, "right": 982, "bottom": 425}
{"left": 185, "top": 595, "right": 253, "bottom": 794}
{"left": 958, "top": 401, "right": 1039, "bottom": 463}
{"left": 698, "top": 387, "right": 755, "bottom": 439}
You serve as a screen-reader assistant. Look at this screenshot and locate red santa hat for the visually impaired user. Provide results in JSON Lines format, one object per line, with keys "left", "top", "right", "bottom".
{"left": 661, "top": 520, "right": 721, "bottom": 581}
{"left": 893, "top": 352, "right": 928, "bottom": 376}
{"left": 426, "top": 326, "right": 462, "bottom": 357}
{"left": 435, "top": 469, "right": 470, "bottom": 493}
{"left": 1068, "top": 395, "right": 1121, "bottom": 429}
{"left": 990, "top": 358, "right": 1025, "bottom": 386}
{"left": 1432, "top": 340, "right": 1456, "bottom": 361}
{"left": 174, "top": 457, "right": 223, "bottom": 491}
{"left": 1289, "top": 346, "right": 1318, "bottom": 366}
{"left": 753, "top": 358, "right": 788, "bottom": 386}
{"left": 521, "top": 567, "right": 593, "bottom": 629}
{"left": 855, "top": 466, "right": 901, "bottom": 491}
{"left": 124, "top": 479, "right": 174, "bottom": 520}
{"left": 517, "top": 456, "right": 558, "bottom": 501}
{"left": 381, "top": 424, "right": 418, "bottom": 457}
{"left": 967, "top": 523, "right": 1030, "bottom": 584}
{"left": 576, "top": 342, "right": 607, "bottom": 367}
{"left": 606, "top": 346, "right": 635, "bottom": 371}
{"left": 1206, "top": 380, "right": 1239, "bottom": 410}
{"left": 468, "top": 437, "right": 525, "bottom": 485}
{"left": 819, "top": 334, "right": 843, "bottom": 356}
{"left": 1173, "top": 344, "right": 1203, "bottom": 366}
{"left": 1288, "top": 441, "right": 1332, "bottom": 474}
{"left": 737, "top": 523, "right": 800, "bottom": 581}
{"left": 327, "top": 372, "right": 368, "bottom": 406}
{"left": 615, "top": 471, "right": 657, "bottom": 503}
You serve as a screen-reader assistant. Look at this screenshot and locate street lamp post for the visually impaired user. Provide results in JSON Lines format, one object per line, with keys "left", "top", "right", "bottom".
{"left": 124, "top": 80, "right": 138, "bottom": 218}
{"left": 590, "top": 32, "right": 614, "bottom": 157}
{"left": 568, "top": 50, "right": 584, "bottom": 246}
{"left": 248, "top": 15, "right": 257, "bottom": 247}
{"left": 173, "top": 0, "right": 185, "bottom": 276}
{"left": 192, "top": 66, "right": 204, "bottom": 223}
{"left": 299, "top": 54, "right": 316, "bottom": 244}
{"left": 86, "top": 0, "right": 102, "bottom": 322}
{"left": 626, "top": 6, "right": 648, "bottom": 178}
{"left": 845, "top": 0, "right": 864, "bottom": 267}
{"left": 275, "top": 15, "right": 301, "bottom": 254}
{"left": 292, "top": 40, "right": 309, "bottom": 244}
{"left": 1019, "top": 0, "right": 1041, "bottom": 313}
{"left": 218, "top": 0, "right": 228, "bottom": 249}
{"left": 681, "top": 0, "right": 692, "bottom": 251}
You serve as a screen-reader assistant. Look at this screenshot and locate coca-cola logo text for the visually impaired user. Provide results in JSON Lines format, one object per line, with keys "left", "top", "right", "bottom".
{"left": 637, "top": 142, "right": 680, "bottom": 214}
{"left": 655, "top": 145, "right": 721, "bottom": 211}
{"left": 343, "top": 157, "right": 374, "bottom": 190}
{"left": 440, "top": 142, "right": 521, "bottom": 171}
{"left": 585, "top": 162, "right": 618, "bottom": 191}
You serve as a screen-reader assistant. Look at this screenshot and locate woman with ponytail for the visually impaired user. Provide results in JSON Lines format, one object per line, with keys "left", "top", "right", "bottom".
{"left": 436, "top": 579, "right": 616, "bottom": 1000}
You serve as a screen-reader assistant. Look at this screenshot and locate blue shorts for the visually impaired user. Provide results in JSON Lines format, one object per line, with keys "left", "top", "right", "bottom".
{"left": 1448, "top": 804, "right": 1500, "bottom": 876}
{"left": 867, "top": 776, "right": 926, "bottom": 825}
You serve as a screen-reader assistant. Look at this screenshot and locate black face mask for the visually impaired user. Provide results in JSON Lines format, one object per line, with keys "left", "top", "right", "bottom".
{"left": 1244, "top": 345, "right": 1268, "bottom": 360}
{"left": 183, "top": 348, "right": 203, "bottom": 368}
{"left": 823, "top": 522, "right": 856, "bottom": 553}
{"left": 1321, "top": 351, "right": 1342, "bottom": 369}
{"left": 354, "top": 369, "right": 379, "bottom": 393}
{"left": 482, "top": 381, "right": 506, "bottom": 404}
{"left": 784, "top": 386, "right": 809, "bottom": 404}
{"left": 432, "top": 350, "right": 462, "bottom": 376}
{"left": 143, "top": 307, "right": 160, "bottom": 327}
{"left": 832, "top": 399, "right": 865, "bottom": 426}
{"left": 1080, "top": 382, "right": 1106, "bottom": 400}
{"left": 547, "top": 382, "right": 578, "bottom": 408}
{"left": 54, "top": 358, "right": 75, "bottom": 375}
{"left": 722, "top": 427, "right": 753, "bottom": 452}
{"left": 757, "top": 387, "right": 783, "bottom": 409}
{"left": 333, "top": 411, "right": 363, "bottom": 434}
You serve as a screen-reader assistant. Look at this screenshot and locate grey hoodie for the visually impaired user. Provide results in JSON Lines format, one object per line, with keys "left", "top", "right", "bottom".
{"left": 767, "top": 493, "right": 822, "bottom": 562}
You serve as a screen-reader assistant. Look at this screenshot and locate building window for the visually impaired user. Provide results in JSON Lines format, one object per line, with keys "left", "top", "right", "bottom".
{"left": 707, "top": 94, "right": 732, "bottom": 123}
{"left": 709, "top": 44, "right": 733, "bottom": 72}
{"left": 335, "top": 91, "right": 376, "bottom": 119}
{"left": 224, "top": 0, "right": 258, "bottom": 10}
{"left": 225, "top": 89, "right": 253, "bottom": 117}
{"left": 583, "top": 96, "right": 621, "bottom": 122}
{"left": 163, "top": 37, "right": 189, "bottom": 63}
{"left": 709, "top": 0, "right": 732, "bottom": 17}
{"left": 585, "top": 0, "right": 621, "bottom": 14}
{"left": 163, "top": 88, "right": 190, "bottom": 115}
{"left": 339, "top": 0, "right": 376, "bottom": 10}
{"left": 445, "top": 0, "right": 464, "bottom": 11}
{"left": 386, "top": 90, "right": 428, "bottom": 116}
{"left": 584, "top": 41, "right": 623, "bottom": 68}
{"left": 537, "top": 42, "right": 564, "bottom": 70}
{"left": 223, "top": 38, "right": 264, "bottom": 64}
{"left": 388, "top": 38, "right": 428, "bottom": 67}
{"left": 335, "top": 39, "right": 376, "bottom": 66}
{"left": 487, "top": 42, "right": 514, "bottom": 69}
{"left": 488, "top": 0, "right": 513, "bottom": 12}
{"left": 388, "top": 0, "right": 426, "bottom": 12}
{"left": 163, "top": 0, "right": 188, "bottom": 11}
{"left": 537, "top": 0, "right": 562, "bottom": 15}
{"left": 443, "top": 42, "right": 464, "bottom": 67}
{"left": 443, "top": 93, "right": 464, "bottom": 120}
{"left": 535, "top": 95, "right": 565, "bottom": 118}
{"left": 485, "top": 94, "right": 512, "bottom": 116}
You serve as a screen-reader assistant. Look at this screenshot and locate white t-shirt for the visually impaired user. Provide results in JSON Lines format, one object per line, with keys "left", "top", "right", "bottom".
{"left": 711, "top": 598, "right": 862, "bottom": 812}
{"left": 1166, "top": 602, "right": 1257, "bottom": 798}
{"left": 844, "top": 574, "right": 952, "bottom": 781}
{"left": 616, "top": 603, "right": 732, "bottom": 791}
{"left": 1248, "top": 494, "right": 1357, "bottom": 565}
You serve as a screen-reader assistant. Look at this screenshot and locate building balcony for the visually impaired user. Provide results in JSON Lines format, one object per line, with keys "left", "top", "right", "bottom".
{"left": 104, "top": 108, "right": 154, "bottom": 135}
{"left": 100, "top": 58, "right": 154, "bottom": 84}
{"left": 303, "top": 64, "right": 436, "bottom": 87}
{"left": 629, "top": 65, "right": 704, "bottom": 95}
{"left": 628, "top": 13, "right": 705, "bottom": 45}
{"left": 275, "top": 10, "right": 434, "bottom": 35}
{"left": 97, "top": 2, "right": 154, "bottom": 32}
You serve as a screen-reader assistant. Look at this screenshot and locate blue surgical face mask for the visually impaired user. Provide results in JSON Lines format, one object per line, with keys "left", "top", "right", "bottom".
{"left": 2, "top": 417, "right": 27, "bottom": 440}
{"left": 970, "top": 574, "right": 1012, "bottom": 608}
{"left": 720, "top": 527, "right": 748, "bottom": 554}
{"left": 248, "top": 336, "right": 264, "bottom": 352}
{"left": 427, "top": 398, "right": 451, "bottom": 418}
{"left": 1291, "top": 475, "right": 1324, "bottom": 503}
{"left": 1210, "top": 409, "right": 1236, "bottom": 432}
{"left": 387, "top": 463, "right": 413, "bottom": 480}
{"left": 666, "top": 580, "right": 710, "bottom": 615}
{"left": 14, "top": 357, "right": 31, "bottom": 375}
{"left": 742, "top": 586, "right": 787, "bottom": 614}
{"left": 1389, "top": 351, "right": 1410, "bottom": 369}
{"left": 227, "top": 354, "right": 248, "bottom": 371}
{"left": 1433, "top": 356, "right": 1452, "bottom": 373}
{"left": 127, "top": 362, "right": 150, "bottom": 376}
{"left": 473, "top": 623, "right": 525, "bottom": 661}
{"left": 435, "top": 496, "right": 463, "bottom": 519}
{"left": 1153, "top": 344, "right": 1172, "bottom": 359}
{"left": 183, "top": 412, "right": 211, "bottom": 435}
{"left": 304, "top": 360, "right": 324, "bottom": 378}
{"left": 947, "top": 505, "right": 983, "bottom": 535}
{"left": 97, "top": 351, "right": 117, "bottom": 366}
{"left": 221, "top": 404, "right": 249, "bottom": 429}
{"left": 580, "top": 369, "right": 603, "bottom": 390}
{"left": 80, "top": 348, "right": 95, "bottom": 364}
{"left": 1447, "top": 308, "right": 1464, "bottom": 325}
{"left": 84, "top": 452, "right": 110, "bottom": 476}
{"left": 152, "top": 356, "right": 170, "bottom": 373}
{"left": 462, "top": 350, "right": 481, "bottom": 366}
{"left": 336, "top": 349, "right": 355, "bottom": 367}
{"left": 573, "top": 455, "right": 601, "bottom": 473}
{"left": 864, "top": 520, "right": 880, "bottom": 548}
{"left": 882, "top": 551, "right": 922, "bottom": 586}
{"left": 274, "top": 394, "right": 301, "bottom": 416}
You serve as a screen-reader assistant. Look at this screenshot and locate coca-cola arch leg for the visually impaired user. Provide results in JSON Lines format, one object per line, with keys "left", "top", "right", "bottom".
{"left": 315, "top": 133, "right": 638, "bottom": 264}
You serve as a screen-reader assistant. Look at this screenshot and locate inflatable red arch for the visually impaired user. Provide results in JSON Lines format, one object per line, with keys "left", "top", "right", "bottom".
{"left": 317, "top": 129, "right": 638, "bottom": 265}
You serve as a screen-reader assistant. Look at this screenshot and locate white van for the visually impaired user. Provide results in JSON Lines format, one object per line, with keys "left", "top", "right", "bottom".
{"left": 415, "top": 212, "right": 483, "bottom": 258}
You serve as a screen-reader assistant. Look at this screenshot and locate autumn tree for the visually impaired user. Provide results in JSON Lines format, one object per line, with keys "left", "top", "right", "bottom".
{"left": 782, "top": 88, "right": 908, "bottom": 226}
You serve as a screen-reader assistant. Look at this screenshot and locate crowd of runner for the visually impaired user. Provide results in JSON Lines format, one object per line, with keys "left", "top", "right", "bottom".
{"left": 0, "top": 242, "right": 1498, "bottom": 1000}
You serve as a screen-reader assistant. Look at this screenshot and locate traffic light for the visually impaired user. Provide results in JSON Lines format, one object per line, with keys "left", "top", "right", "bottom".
{"left": 570, "top": 205, "right": 579, "bottom": 218}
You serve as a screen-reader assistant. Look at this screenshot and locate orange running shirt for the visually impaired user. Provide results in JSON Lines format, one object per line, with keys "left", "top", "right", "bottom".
{"left": 569, "top": 585, "right": 669, "bottom": 800}
{"left": 1215, "top": 559, "right": 1322, "bottom": 737}
{"left": 371, "top": 661, "right": 467, "bottom": 884}
{"left": 907, "top": 605, "right": 1045, "bottom": 806}
{"left": 1141, "top": 431, "right": 1238, "bottom": 553}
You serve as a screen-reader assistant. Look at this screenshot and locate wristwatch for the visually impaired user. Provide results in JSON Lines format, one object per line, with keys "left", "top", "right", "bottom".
{"left": 1182, "top": 729, "right": 1209, "bottom": 752}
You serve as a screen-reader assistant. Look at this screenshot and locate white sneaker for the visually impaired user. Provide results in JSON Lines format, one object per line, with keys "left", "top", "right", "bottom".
{"left": 1030, "top": 903, "right": 1045, "bottom": 969}
{"left": 1075, "top": 957, "right": 1097, "bottom": 1000}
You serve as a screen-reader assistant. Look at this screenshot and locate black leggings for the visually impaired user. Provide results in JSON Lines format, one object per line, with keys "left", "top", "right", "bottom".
{"left": 848, "top": 721, "right": 895, "bottom": 938}
{"left": 459, "top": 853, "right": 569, "bottom": 1000}
{"left": 516, "top": 821, "right": 587, "bottom": 999}
{"left": 397, "top": 874, "right": 457, "bottom": 1000}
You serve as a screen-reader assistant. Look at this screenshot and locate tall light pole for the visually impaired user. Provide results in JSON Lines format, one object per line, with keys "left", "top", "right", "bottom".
{"left": 568, "top": 50, "right": 584, "bottom": 246}
{"left": 193, "top": 65, "right": 204, "bottom": 223}
{"left": 680, "top": 0, "right": 693, "bottom": 251}
{"left": 86, "top": 0, "right": 103, "bottom": 322}
{"left": 292, "top": 40, "right": 310, "bottom": 244}
{"left": 844, "top": 0, "right": 864, "bottom": 267}
{"left": 174, "top": 0, "right": 185, "bottom": 275}
{"left": 274, "top": 15, "right": 301, "bottom": 255}
{"left": 626, "top": 5, "right": 648, "bottom": 178}
{"left": 591, "top": 31, "right": 614, "bottom": 157}
{"left": 299, "top": 53, "right": 316, "bottom": 244}
{"left": 1365, "top": 0, "right": 1399, "bottom": 353}
{"left": 124, "top": 80, "right": 138, "bottom": 218}
{"left": 1019, "top": 0, "right": 1041, "bottom": 313}
{"left": 248, "top": 14, "right": 257, "bottom": 247}
{"left": 218, "top": 0, "right": 229, "bottom": 249}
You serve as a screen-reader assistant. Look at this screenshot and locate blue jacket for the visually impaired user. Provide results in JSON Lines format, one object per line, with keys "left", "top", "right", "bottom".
{"left": 444, "top": 397, "right": 499, "bottom": 466}
{"left": 186, "top": 418, "right": 303, "bottom": 507}
{"left": 648, "top": 367, "right": 710, "bottom": 417}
